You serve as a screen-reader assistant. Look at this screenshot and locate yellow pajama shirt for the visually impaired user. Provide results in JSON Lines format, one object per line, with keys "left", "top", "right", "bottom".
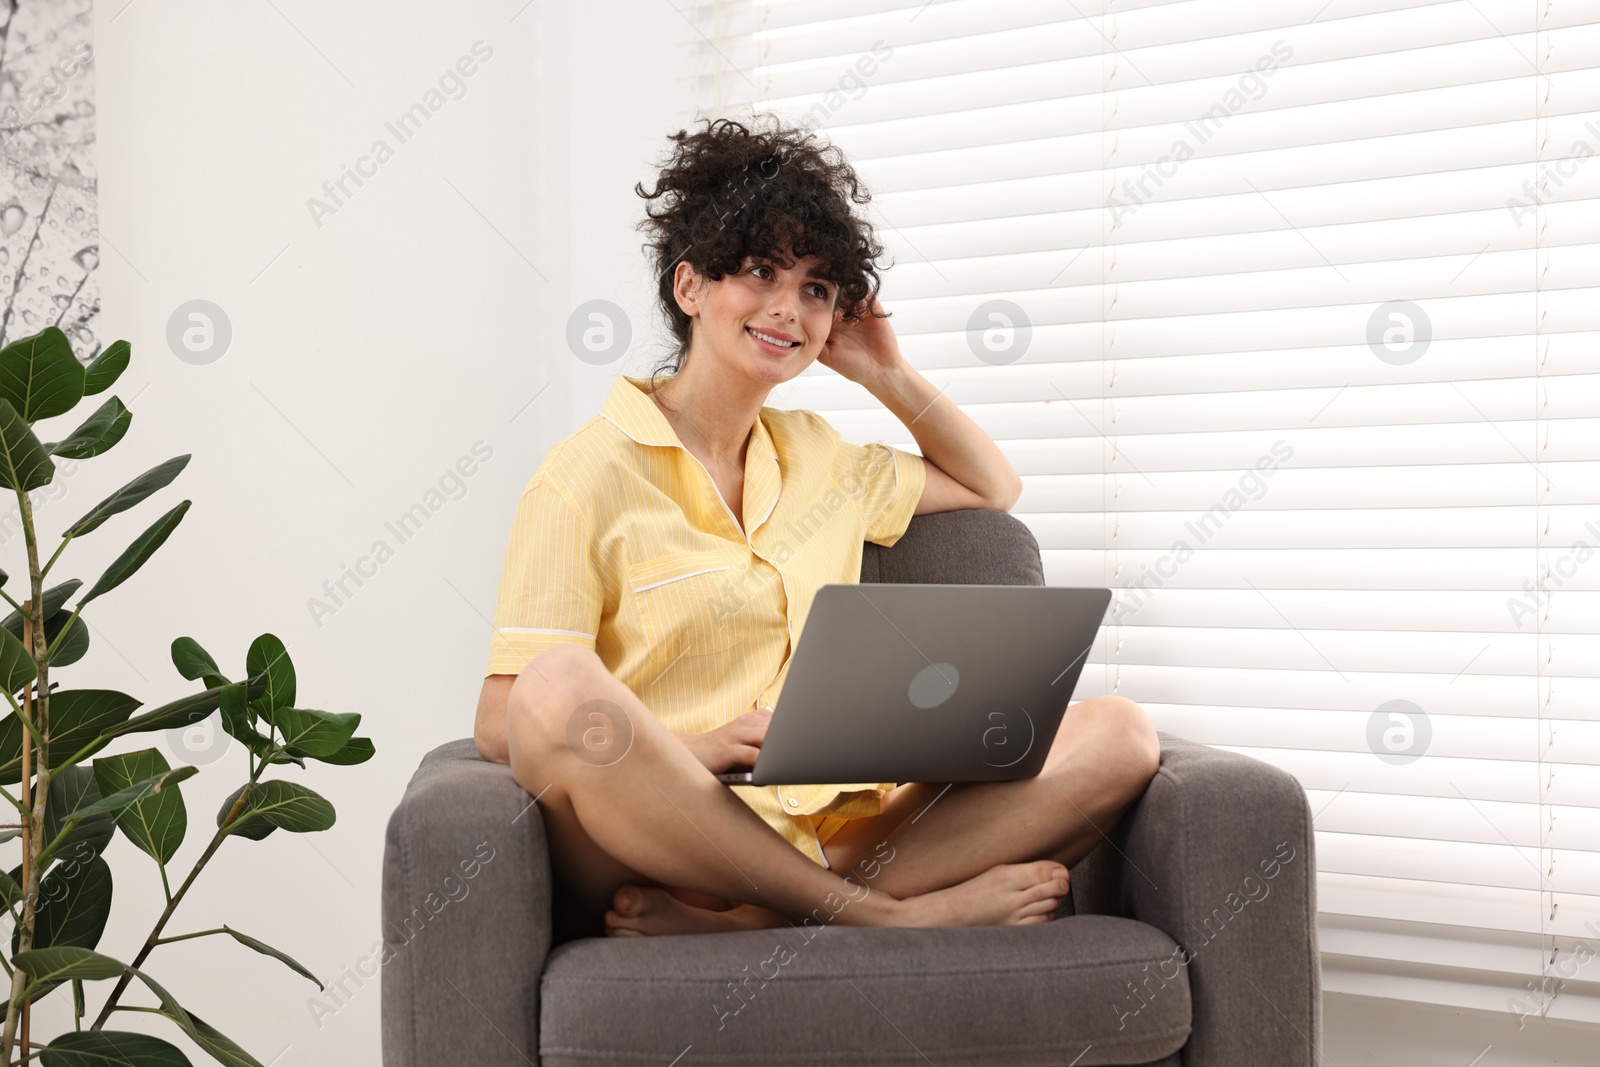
{"left": 484, "top": 373, "right": 928, "bottom": 867}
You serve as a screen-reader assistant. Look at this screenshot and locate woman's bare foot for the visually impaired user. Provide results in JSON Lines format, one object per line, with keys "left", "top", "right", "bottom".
{"left": 604, "top": 885, "right": 789, "bottom": 937}
{"left": 606, "top": 861, "right": 1068, "bottom": 935}
{"left": 888, "top": 861, "right": 1069, "bottom": 928}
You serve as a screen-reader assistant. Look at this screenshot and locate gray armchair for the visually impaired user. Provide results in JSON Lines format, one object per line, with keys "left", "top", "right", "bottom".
{"left": 382, "top": 510, "right": 1320, "bottom": 1066}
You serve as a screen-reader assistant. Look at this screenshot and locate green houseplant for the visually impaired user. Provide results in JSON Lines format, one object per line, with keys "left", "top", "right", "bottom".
{"left": 0, "top": 325, "right": 374, "bottom": 1065}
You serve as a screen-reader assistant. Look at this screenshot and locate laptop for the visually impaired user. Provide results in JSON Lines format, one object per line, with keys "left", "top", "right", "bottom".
{"left": 718, "top": 583, "right": 1112, "bottom": 786}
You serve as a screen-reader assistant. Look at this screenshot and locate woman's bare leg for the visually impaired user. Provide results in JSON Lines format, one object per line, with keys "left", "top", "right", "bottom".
{"left": 505, "top": 645, "right": 1070, "bottom": 932}
{"left": 814, "top": 695, "right": 1162, "bottom": 900}
{"left": 617, "top": 695, "right": 1161, "bottom": 932}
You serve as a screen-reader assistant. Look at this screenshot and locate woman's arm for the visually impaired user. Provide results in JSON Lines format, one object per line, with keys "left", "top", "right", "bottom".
{"left": 820, "top": 298, "right": 1023, "bottom": 515}
{"left": 867, "top": 363, "right": 1022, "bottom": 515}
{"left": 475, "top": 674, "right": 515, "bottom": 764}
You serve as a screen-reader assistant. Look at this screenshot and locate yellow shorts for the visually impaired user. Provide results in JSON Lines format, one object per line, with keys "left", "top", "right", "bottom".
{"left": 809, "top": 814, "right": 852, "bottom": 849}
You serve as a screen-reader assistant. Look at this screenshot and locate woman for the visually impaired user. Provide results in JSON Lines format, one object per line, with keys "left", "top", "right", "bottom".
{"left": 474, "top": 117, "right": 1160, "bottom": 937}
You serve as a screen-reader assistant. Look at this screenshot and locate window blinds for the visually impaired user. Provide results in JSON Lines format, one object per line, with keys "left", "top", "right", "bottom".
{"left": 693, "top": 0, "right": 1600, "bottom": 1023}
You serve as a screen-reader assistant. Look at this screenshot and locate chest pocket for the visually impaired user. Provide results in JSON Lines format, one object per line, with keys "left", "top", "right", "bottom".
{"left": 625, "top": 550, "right": 750, "bottom": 660}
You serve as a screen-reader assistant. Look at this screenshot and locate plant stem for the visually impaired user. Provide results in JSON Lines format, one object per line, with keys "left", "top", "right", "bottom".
{"left": 37, "top": 536, "right": 72, "bottom": 582}
{"left": 2, "top": 686, "right": 44, "bottom": 755}
{"left": 41, "top": 603, "right": 82, "bottom": 661}
{"left": 85, "top": 763, "right": 267, "bottom": 1032}
{"left": 151, "top": 927, "right": 228, "bottom": 946}
{"left": 0, "top": 488, "right": 51, "bottom": 1066}
{"left": 0, "top": 789, "right": 29, "bottom": 818}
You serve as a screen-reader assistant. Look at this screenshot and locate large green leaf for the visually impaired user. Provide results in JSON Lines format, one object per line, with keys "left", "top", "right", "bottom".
{"left": 64, "top": 455, "right": 190, "bottom": 540}
{"left": 220, "top": 780, "right": 334, "bottom": 838}
{"left": 49, "top": 949, "right": 266, "bottom": 1067}
{"left": 171, "top": 636, "right": 227, "bottom": 688}
{"left": 244, "top": 634, "right": 294, "bottom": 721}
{"left": 272, "top": 708, "right": 359, "bottom": 759}
{"left": 41, "top": 608, "right": 90, "bottom": 667}
{"left": 0, "top": 689, "right": 142, "bottom": 785}
{"left": 0, "top": 618, "right": 35, "bottom": 694}
{"left": 14, "top": 853, "right": 117, "bottom": 1001}
{"left": 46, "top": 766, "right": 198, "bottom": 861}
{"left": 48, "top": 690, "right": 142, "bottom": 760}
{"left": 0, "top": 396, "right": 55, "bottom": 493}
{"left": 215, "top": 784, "right": 274, "bottom": 841}
{"left": 0, "top": 866, "right": 19, "bottom": 909}
{"left": 0, "top": 716, "right": 31, "bottom": 787}
{"left": 0, "top": 325, "right": 85, "bottom": 422}
{"left": 115, "top": 683, "right": 228, "bottom": 737}
{"left": 0, "top": 578, "right": 81, "bottom": 639}
{"left": 78, "top": 499, "right": 191, "bottom": 607}
{"left": 217, "top": 924, "right": 323, "bottom": 989}
{"left": 46, "top": 395, "right": 132, "bottom": 459}
{"left": 82, "top": 339, "right": 130, "bottom": 397}
{"left": 14, "top": 853, "right": 112, "bottom": 956}
{"left": 94, "top": 748, "right": 187, "bottom": 864}
{"left": 42, "top": 1029, "right": 192, "bottom": 1067}
{"left": 315, "top": 735, "right": 375, "bottom": 766}
{"left": 171, "top": 1010, "right": 264, "bottom": 1067}
{"left": 217, "top": 685, "right": 277, "bottom": 761}
{"left": 12, "top": 946, "right": 223, "bottom": 1065}
{"left": 0, "top": 580, "right": 90, "bottom": 669}
{"left": 12, "top": 945, "right": 131, "bottom": 984}
{"left": 42, "top": 765, "right": 116, "bottom": 862}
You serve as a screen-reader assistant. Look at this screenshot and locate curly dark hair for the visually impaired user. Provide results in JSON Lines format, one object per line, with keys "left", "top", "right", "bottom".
{"left": 634, "top": 114, "right": 890, "bottom": 379}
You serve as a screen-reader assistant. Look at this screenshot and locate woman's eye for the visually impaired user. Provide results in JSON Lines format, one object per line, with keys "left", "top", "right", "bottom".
{"left": 807, "top": 283, "right": 830, "bottom": 299}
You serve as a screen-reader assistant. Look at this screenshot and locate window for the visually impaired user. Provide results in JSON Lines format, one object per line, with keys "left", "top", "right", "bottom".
{"left": 694, "top": 0, "right": 1600, "bottom": 1022}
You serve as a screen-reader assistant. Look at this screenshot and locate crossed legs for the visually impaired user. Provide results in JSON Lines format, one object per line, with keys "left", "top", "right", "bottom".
{"left": 505, "top": 644, "right": 1160, "bottom": 936}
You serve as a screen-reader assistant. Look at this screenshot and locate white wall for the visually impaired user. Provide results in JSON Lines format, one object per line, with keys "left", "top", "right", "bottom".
{"left": 85, "top": 0, "right": 695, "bottom": 1061}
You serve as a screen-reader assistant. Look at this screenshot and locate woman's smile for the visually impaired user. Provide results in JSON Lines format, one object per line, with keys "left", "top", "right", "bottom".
{"left": 746, "top": 325, "right": 802, "bottom": 355}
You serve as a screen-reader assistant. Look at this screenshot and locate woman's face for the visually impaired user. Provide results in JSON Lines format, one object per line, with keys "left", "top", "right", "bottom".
{"left": 675, "top": 251, "right": 839, "bottom": 385}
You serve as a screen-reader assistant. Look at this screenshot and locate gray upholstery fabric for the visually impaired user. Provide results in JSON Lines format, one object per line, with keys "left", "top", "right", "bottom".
{"left": 1071, "top": 735, "right": 1322, "bottom": 1066}
{"left": 859, "top": 507, "right": 1047, "bottom": 587}
{"left": 382, "top": 509, "right": 1320, "bottom": 1065}
{"left": 381, "top": 737, "right": 553, "bottom": 1063}
{"left": 539, "top": 915, "right": 1189, "bottom": 1066}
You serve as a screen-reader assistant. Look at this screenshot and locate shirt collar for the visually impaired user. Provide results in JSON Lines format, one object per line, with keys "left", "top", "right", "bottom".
{"left": 601, "top": 374, "right": 682, "bottom": 448}
{"left": 601, "top": 374, "right": 783, "bottom": 538}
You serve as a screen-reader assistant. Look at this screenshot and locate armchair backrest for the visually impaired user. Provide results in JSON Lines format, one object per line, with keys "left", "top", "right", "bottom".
{"left": 860, "top": 509, "right": 1045, "bottom": 587}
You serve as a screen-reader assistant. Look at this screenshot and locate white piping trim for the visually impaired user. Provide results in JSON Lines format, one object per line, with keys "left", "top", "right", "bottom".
{"left": 632, "top": 565, "right": 730, "bottom": 593}
{"left": 501, "top": 627, "right": 596, "bottom": 639}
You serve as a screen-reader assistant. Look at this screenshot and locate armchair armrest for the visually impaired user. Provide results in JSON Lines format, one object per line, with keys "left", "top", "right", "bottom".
{"left": 382, "top": 738, "right": 554, "bottom": 1066}
{"left": 1069, "top": 731, "right": 1321, "bottom": 1067}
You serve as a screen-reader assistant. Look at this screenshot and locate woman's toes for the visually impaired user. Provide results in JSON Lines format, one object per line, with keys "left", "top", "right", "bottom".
{"left": 603, "top": 908, "right": 643, "bottom": 937}
{"left": 1019, "top": 895, "right": 1061, "bottom": 918}
{"left": 1013, "top": 860, "right": 1064, "bottom": 889}
{"left": 612, "top": 885, "right": 645, "bottom": 917}
{"left": 1014, "top": 864, "right": 1067, "bottom": 898}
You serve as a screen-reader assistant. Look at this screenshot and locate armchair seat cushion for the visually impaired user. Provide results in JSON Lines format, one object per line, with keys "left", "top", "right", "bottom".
{"left": 537, "top": 915, "right": 1191, "bottom": 1067}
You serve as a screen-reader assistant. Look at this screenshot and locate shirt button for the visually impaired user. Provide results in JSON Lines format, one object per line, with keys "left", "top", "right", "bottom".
{"left": 785, "top": 795, "right": 799, "bottom": 808}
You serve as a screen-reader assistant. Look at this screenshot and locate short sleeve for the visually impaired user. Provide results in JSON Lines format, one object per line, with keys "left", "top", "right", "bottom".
{"left": 837, "top": 439, "right": 928, "bottom": 548}
{"left": 483, "top": 476, "right": 603, "bottom": 677}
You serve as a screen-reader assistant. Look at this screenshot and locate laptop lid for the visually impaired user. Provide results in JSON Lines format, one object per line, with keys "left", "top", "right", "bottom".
{"left": 726, "top": 584, "right": 1110, "bottom": 786}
